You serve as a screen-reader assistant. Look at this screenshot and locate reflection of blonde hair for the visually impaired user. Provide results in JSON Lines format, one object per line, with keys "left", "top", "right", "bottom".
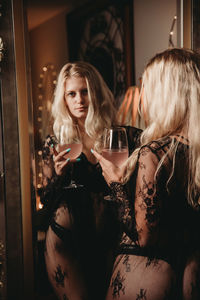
{"left": 125, "top": 48, "right": 200, "bottom": 208}
{"left": 52, "top": 61, "right": 117, "bottom": 149}
{"left": 117, "top": 86, "right": 141, "bottom": 127}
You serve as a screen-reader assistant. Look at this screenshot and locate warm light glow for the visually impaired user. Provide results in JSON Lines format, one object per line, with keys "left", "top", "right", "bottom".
{"left": 36, "top": 63, "right": 57, "bottom": 211}
{"left": 38, "top": 202, "right": 43, "bottom": 209}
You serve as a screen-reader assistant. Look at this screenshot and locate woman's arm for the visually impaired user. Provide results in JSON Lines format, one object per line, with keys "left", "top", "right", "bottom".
{"left": 91, "top": 146, "right": 162, "bottom": 245}
{"left": 134, "top": 146, "right": 161, "bottom": 247}
{"left": 36, "top": 135, "right": 71, "bottom": 230}
{"left": 91, "top": 149, "right": 135, "bottom": 239}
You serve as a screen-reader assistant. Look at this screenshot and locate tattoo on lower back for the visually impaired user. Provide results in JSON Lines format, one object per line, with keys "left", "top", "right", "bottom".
{"left": 111, "top": 270, "right": 125, "bottom": 298}
{"left": 136, "top": 288, "right": 147, "bottom": 300}
{"left": 122, "top": 255, "right": 131, "bottom": 272}
{"left": 53, "top": 264, "right": 67, "bottom": 287}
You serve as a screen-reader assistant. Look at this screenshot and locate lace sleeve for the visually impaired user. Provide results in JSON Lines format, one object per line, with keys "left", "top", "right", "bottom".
{"left": 36, "top": 135, "right": 70, "bottom": 230}
{"left": 41, "top": 135, "right": 57, "bottom": 187}
{"left": 40, "top": 135, "right": 71, "bottom": 202}
{"left": 110, "top": 182, "right": 135, "bottom": 240}
{"left": 134, "top": 146, "right": 161, "bottom": 247}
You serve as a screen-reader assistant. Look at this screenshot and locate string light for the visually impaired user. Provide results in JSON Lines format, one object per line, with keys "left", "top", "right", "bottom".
{"left": 168, "top": 15, "right": 177, "bottom": 48}
{"left": 38, "top": 202, "right": 43, "bottom": 209}
{"left": 36, "top": 63, "right": 57, "bottom": 210}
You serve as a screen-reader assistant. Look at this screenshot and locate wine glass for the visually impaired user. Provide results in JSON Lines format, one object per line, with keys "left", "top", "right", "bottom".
{"left": 102, "top": 127, "right": 129, "bottom": 200}
{"left": 57, "top": 124, "right": 83, "bottom": 188}
{"left": 102, "top": 127, "right": 129, "bottom": 167}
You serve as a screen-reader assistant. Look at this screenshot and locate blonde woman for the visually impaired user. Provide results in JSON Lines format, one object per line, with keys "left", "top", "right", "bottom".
{"left": 38, "top": 61, "right": 142, "bottom": 300}
{"left": 92, "top": 48, "right": 200, "bottom": 299}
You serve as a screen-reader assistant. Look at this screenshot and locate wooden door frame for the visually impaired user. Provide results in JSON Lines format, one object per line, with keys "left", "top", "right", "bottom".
{"left": 0, "top": 0, "right": 34, "bottom": 298}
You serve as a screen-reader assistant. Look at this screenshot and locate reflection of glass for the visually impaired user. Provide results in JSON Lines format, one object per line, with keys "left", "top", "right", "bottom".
{"left": 102, "top": 127, "right": 129, "bottom": 201}
{"left": 58, "top": 124, "right": 83, "bottom": 189}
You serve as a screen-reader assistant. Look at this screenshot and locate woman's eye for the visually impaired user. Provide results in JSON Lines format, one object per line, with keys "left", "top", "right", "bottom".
{"left": 67, "top": 92, "right": 75, "bottom": 97}
{"left": 82, "top": 89, "right": 88, "bottom": 96}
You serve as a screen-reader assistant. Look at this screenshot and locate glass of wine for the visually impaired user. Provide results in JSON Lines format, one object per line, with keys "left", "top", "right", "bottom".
{"left": 57, "top": 124, "right": 83, "bottom": 189}
{"left": 102, "top": 126, "right": 129, "bottom": 200}
{"left": 102, "top": 127, "right": 129, "bottom": 166}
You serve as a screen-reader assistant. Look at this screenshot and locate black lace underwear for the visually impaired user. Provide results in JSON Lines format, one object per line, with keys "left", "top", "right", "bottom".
{"left": 50, "top": 219, "right": 72, "bottom": 243}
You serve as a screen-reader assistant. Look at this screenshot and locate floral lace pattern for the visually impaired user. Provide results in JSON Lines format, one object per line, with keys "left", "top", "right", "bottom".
{"left": 110, "top": 182, "right": 137, "bottom": 243}
{"left": 37, "top": 127, "right": 143, "bottom": 299}
{"left": 37, "top": 127, "right": 142, "bottom": 230}
{"left": 107, "top": 137, "right": 200, "bottom": 299}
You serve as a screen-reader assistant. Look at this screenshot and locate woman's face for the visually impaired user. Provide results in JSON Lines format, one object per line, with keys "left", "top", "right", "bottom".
{"left": 64, "top": 76, "right": 89, "bottom": 121}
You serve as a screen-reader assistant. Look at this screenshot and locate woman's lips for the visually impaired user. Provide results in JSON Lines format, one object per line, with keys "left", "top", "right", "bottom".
{"left": 76, "top": 107, "right": 87, "bottom": 110}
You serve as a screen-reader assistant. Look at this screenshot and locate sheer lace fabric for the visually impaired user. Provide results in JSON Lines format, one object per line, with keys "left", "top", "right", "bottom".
{"left": 107, "top": 137, "right": 200, "bottom": 300}
{"left": 38, "top": 127, "right": 142, "bottom": 300}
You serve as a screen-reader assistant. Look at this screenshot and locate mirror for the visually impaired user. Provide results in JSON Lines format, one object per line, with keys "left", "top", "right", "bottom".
{"left": 24, "top": 0, "right": 183, "bottom": 297}
{"left": 26, "top": 0, "right": 181, "bottom": 206}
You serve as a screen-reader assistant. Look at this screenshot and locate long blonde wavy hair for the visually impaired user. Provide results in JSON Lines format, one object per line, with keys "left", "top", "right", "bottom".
{"left": 51, "top": 61, "right": 117, "bottom": 150}
{"left": 125, "top": 48, "right": 200, "bottom": 209}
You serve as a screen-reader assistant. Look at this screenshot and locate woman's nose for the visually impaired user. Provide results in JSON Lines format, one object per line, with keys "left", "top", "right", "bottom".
{"left": 76, "top": 93, "right": 84, "bottom": 103}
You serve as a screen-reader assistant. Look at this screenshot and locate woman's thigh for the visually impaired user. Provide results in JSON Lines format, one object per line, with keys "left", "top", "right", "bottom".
{"left": 44, "top": 204, "right": 88, "bottom": 300}
{"left": 106, "top": 254, "right": 176, "bottom": 300}
{"left": 183, "top": 251, "right": 200, "bottom": 300}
{"left": 45, "top": 227, "right": 88, "bottom": 300}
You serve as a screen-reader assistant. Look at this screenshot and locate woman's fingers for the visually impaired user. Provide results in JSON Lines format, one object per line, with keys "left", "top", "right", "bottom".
{"left": 91, "top": 149, "right": 111, "bottom": 168}
{"left": 51, "top": 144, "right": 58, "bottom": 156}
{"left": 54, "top": 156, "right": 80, "bottom": 176}
{"left": 53, "top": 148, "right": 71, "bottom": 162}
{"left": 57, "top": 148, "right": 71, "bottom": 160}
{"left": 52, "top": 146, "right": 71, "bottom": 176}
{"left": 91, "top": 149, "right": 124, "bottom": 184}
{"left": 54, "top": 158, "right": 71, "bottom": 176}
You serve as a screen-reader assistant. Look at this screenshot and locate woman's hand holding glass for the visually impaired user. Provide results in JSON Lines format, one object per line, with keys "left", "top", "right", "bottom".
{"left": 54, "top": 124, "right": 83, "bottom": 188}
{"left": 52, "top": 146, "right": 72, "bottom": 177}
{"left": 91, "top": 149, "right": 126, "bottom": 185}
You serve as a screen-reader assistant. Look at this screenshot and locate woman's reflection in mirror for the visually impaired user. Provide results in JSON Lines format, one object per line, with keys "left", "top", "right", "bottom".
{"left": 36, "top": 61, "right": 142, "bottom": 300}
